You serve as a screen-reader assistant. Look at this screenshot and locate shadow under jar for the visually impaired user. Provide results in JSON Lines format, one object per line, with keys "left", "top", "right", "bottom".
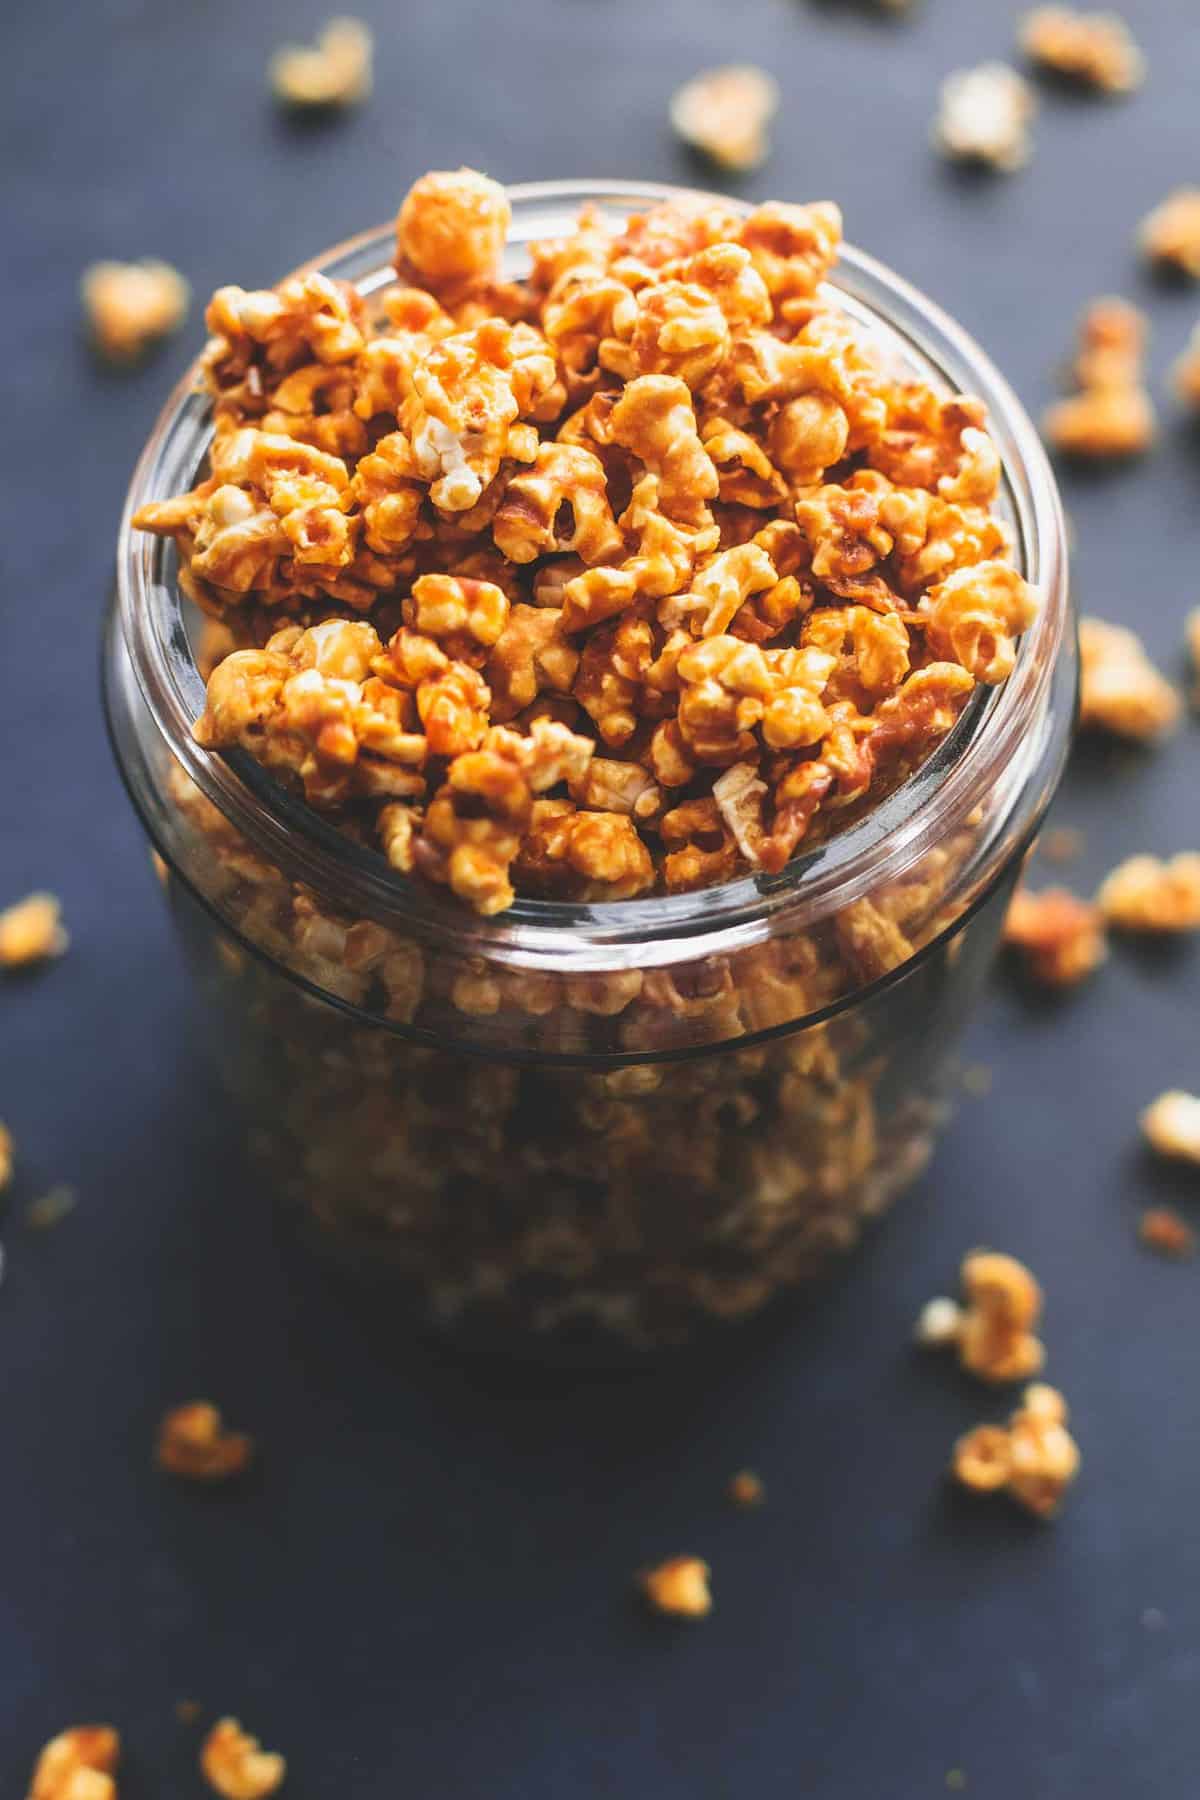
{"left": 105, "top": 181, "right": 1074, "bottom": 1352}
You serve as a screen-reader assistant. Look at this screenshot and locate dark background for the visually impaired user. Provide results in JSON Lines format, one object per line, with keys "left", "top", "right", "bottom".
{"left": 3, "top": 0, "right": 1199, "bottom": 1793}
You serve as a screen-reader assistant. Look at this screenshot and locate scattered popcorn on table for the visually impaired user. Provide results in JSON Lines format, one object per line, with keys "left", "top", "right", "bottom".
{"left": 640, "top": 1555, "right": 712, "bottom": 1617}
{"left": 81, "top": 259, "right": 189, "bottom": 362}
{"left": 1097, "top": 852, "right": 1200, "bottom": 933}
{"left": 1141, "top": 1090, "right": 1200, "bottom": 1165}
{"left": 952, "top": 1383, "right": 1079, "bottom": 1518}
{"left": 1019, "top": 7, "right": 1145, "bottom": 94}
{"left": 26, "top": 1185, "right": 77, "bottom": 1230}
{"left": 269, "top": 15, "right": 372, "bottom": 108}
{"left": 200, "top": 1718, "right": 286, "bottom": 1800}
{"left": 921, "top": 1249, "right": 1046, "bottom": 1382}
{"left": 1174, "top": 323, "right": 1200, "bottom": 412}
{"left": 1043, "top": 299, "right": 1156, "bottom": 458}
{"left": 1139, "top": 1207, "right": 1195, "bottom": 1260}
{"left": 1003, "top": 885, "right": 1107, "bottom": 987}
{"left": 933, "top": 64, "right": 1035, "bottom": 172}
{"left": 157, "top": 1401, "right": 254, "bottom": 1481}
{"left": 669, "top": 65, "right": 779, "bottom": 172}
{"left": 1078, "top": 617, "right": 1180, "bottom": 741}
{"left": 1139, "top": 189, "right": 1200, "bottom": 280}
{"left": 0, "top": 892, "right": 68, "bottom": 968}
{"left": 27, "top": 1726, "right": 120, "bottom": 1800}
{"left": 728, "top": 1469, "right": 765, "bottom": 1507}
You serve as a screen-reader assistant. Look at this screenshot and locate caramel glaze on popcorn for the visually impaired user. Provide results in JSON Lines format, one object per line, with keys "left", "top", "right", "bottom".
{"left": 134, "top": 168, "right": 1038, "bottom": 919}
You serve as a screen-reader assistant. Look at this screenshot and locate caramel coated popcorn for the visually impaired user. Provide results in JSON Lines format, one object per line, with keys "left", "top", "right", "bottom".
{"left": 1077, "top": 617, "right": 1180, "bottom": 741}
{"left": 1098, "top": 853, "right": 1200, "bottom": 933}
{"left": 0, "top": 892, "right": 68, "bottom": 967}
{"left": 133, "top": 169, "right": 1038, "bottom": 915}
{"left": 669, "top": 65, "right": 779, "bottom": 172}
{"left": 1019, "top": 7, "right": 1144, "bottom": 93}
{"left": 1043, "top": 299, "right": 1156, "bottom": 458}
{"left": 952, "top": 1383, "right": 1079, "bottom": 1517}
{"left": 933, "top": 64, "right": 1036, "bottom": 173}
{"left": 1139, "top": 1207, "right": 1195, "bottom": 1259}
{"left": 1003, "top": 884, "right": 1106, "bottom": 986}
{"left": 269, "top": 16, "right": 372, "bottom": 108}
{"left": 200, "top": 1719, "right": 285, "bottom": 1799}
{"left": 82, "top": 259, "right": 189, "bottom": 361}
{"left": 28, "top": 1726, "right": 120, "bottom": 1800}
{"left": 1139, "top": 189, "right": 1200, "bottom": 280}
{"left": 640, "top": 1555, "right": 712, "bottom": 1617}
{"left": 157, "top": 1401, "right": 254, "bottom": 1480}
{"left": 728, "top": 1469, "right": 765, "bottom": 1507}
{"left": 920, "top": 1249, "right": 1045, "bottom": 1383}
{"left": 1141, "top": 1090, "right": 1200, "bottom": 1165}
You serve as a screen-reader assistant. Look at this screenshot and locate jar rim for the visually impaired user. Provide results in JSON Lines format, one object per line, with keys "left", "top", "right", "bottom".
{"left": 115, "top": 177, "right": 1069, "bottom": 969}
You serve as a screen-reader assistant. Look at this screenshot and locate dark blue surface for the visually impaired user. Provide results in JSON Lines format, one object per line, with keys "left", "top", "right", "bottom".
{"left": 3, "top": 1, "right": 1199, "bottom": 1793}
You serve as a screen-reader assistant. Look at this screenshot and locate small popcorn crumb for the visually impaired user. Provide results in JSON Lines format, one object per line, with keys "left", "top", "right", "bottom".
{"left": 0, "top": 1122, "right": 12, "bottom": 1191}
{"left": 1043, "top": 298, "right": 1155, "bottom": 458}
{"left": 200, "top": 1718, "right": 286, "bottom": 1800}
{"left": 915, "top": 1295, "right": 964, "bottom": 1347}
{"left": 176, "top": 1699, "right": 204, "bottom": 1726}
{"left": 1039, "top": 825, "right": 1084, "bottom": 865}
{"left": 25, "top": 1185, "right": 77, "bottom": 1230}
{"left": 952, "top": 1383, "right": 1079, "bottom": 1518}
{"left": 269, "top": 15, "right": 372, "bottom": 108}
{"left": 669, "top": 64, "right": 779, "bottom": 172}
{"left": 0, "top": 892, "right": 68, "bottom": 968}
{"left": 640, "top": 1555, "right": 712, "bottom": 1618}
{"left": 28, "top": 1726, "right": 120, "bottom": 1800}
{"left": 933, "top": 63, "right": 1036, "bottom": 173}
{"left": 1188, "top": 609, "right": 1200, "bottom": 703}
{"left": 1003, "top": 885, "right": 1107, "bottom": 987}
{"left": 81, "top": 259, "right": 189, "bottom": 362}
{"left": 1097, "top": 853, "right": 1200, "bottom": 933}
{"left": 157, "top": 1402, "right": 254, "bottom": 1481}
{"left": 1139, "top": 190, "right": 1200, "bottom": 280}
{"left": 1019, "top": 6, "right": 1145, "bottom": 93}
{"left": 1141, "top": 1090, "right": 1200, "bottom": 1165}
{"left": 728, "top": 1469, "right": 765, "bottom": 1508}
{"left": 1078, "top": 618, "right": 1180, "bottom": 742}
{"left": 1139, "top": 1207, "right": 1195, "bottom": 1259}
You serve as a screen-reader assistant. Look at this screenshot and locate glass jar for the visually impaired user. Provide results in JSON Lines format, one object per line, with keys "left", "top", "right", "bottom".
{"left": 104, "top": 181, "right": 1074, "bottom": 1351}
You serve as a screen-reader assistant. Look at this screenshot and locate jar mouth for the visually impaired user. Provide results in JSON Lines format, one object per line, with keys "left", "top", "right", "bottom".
{"left": 115, "top": 178, "right": 1069, "bottom": 966}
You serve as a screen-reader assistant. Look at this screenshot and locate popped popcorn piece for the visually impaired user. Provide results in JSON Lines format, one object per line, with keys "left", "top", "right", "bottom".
{"left": 1019, "top": 7, "right": 1145, "bottom": 93}
{"left": 0, "top": 1122, "right": 12, "bottom": 1191}
{"left": 28, "top": 1726, "right": 120, "bottom": 1800}
{"left": 157, "top": 1402, "right": 254, "bottom": 1480}
{"left": 956, "top": 1249, "right": 1045, "bottom": 1383}
{"left": 200, "top": 1719, "right": 286, "bottom": 1800}
{"left": 640, "top": 1555, "right": 712, "bottom": 1617}
{"left": 1141, "top": 1090, "right": 1200, "bottom": 1165}
{"left": 1043, "top": 298, "right": 1155, "bottom": 457}
{"left": 82, "top": 259, "right": 189, "bottom": 361}
{"left": 952, "top": 1383, "right": 1080, "bottom": 1517}
{"left": 269, "top": 16, "right": 373, "bottom": 108}
{"left": 1003, "top": 885, "right": 1107, "bottom": 987}
{"left": 0, "top": 892, "right": 68, "bottom": 967}
{"left": 1188, "top": 608, "right": 1200, "bottom": 698}
{"left": 26, "top": 1185, "right": 78, "bottom": 1230}
{"left": 669, "top": 64, "right": 780, "bottom": 173}
{"left": 1139, "top": 189, "right": 1200, "bottom": 280}
{"left": 1097, "top": 853, "right": 1200, "bottom": 933}
{"left": 933, "top": 64, "right": 1036, "bottom": 173}
{"left": 1077, "top": 617, "right": 1180, "bottom": 741}
{"left": 1139, "top": 1207, "right": 1195, "bottom": 1259}
{"left": 397, "top": 168, "right": 511, "bottom": 286}
{"left": 728, "top": 1469, "right": 765, "bottom": 1507}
